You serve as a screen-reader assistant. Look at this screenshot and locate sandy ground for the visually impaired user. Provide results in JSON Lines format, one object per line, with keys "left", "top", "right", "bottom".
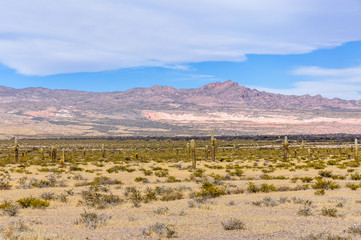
{"left": 1, "top": 157, "right": 361, "bottom": 240}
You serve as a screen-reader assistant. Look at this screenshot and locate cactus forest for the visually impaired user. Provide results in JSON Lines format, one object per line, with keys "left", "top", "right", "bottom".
{"left": 1, "top": 134, "right": 361, "bottom": 239}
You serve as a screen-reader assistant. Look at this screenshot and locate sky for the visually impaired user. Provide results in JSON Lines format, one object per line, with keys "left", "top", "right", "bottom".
{"left": 1, "top": 0, "right": 361, "bottom": 99}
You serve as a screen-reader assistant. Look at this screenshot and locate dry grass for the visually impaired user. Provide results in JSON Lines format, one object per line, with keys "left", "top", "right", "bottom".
{"left": 0, "top": 138, "right": 361, "bottom": 239}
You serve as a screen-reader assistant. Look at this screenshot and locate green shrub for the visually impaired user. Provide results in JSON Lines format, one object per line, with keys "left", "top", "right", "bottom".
{"left": 318, "top": 170, "right": 333, "bottom": 178}
{"left": 351, "top": 172, "right": 361, "bottom": 180}
{"left": 195, "top": 182, "right": 226, "bottom": 198}
{"left": 314, "top": 189, "right": 325, "bottom": 195}
{"left": 260, "top": 183, "right": 277, "bottom": 193}
{"left": 320, "top": 207, "right": 338, "bottom": 217}
{"left": 134, "top": 177, "right": 148, "bottom": 183}
{"left": 17, "top": 197, "right": 50, "bottom": 209}
{"left": 247, "top": 182, "right": 260, "bottom": 193}
{"left": 346, "top": 183, "right": 360, "bottom": 190}
{"left": 166, "top": 176, "right": 180, "bottom": 183}
{"left": 0, "top": 200, "right": 19, "bottom": 216}
{"left": 312, "top": 179, "right": 339, "bottom": 190}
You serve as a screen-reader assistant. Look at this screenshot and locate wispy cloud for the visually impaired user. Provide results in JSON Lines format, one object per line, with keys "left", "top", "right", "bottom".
{"left": 292, "top": 66, "right": 361, "bottom": 78}
{"left": 0, "top": 0, "right": 361, "bottom": 75}
{"left": 257, "top": 65, "right": 361, "bottom": 100}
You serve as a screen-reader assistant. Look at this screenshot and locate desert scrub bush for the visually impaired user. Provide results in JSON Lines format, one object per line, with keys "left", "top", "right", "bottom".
{"left": 91, "top": 176, "right": 122, "bottom": 185}
{"left": 291, "top": 197, "right": 313, "bottom": 206}
{"left": 251, "top": 197, "right": 287, "bottom": 207}
{"left": 80, "top": 185, "right": 122, "bottom": 209}
{"left": 155, "top": 169, "right": 169, "bottom": 177}
{"left": 0, "top": 200, "right": 19, "bottom": 216}
{"left": 0, "top": 176, "right": 11, "bottom": 190}
{"left": 0, "top": 220, "right": 31, "bottom": 240}
{"left": 318, "top": 170, "right": 333, "bottom": 178}
{"left": 260, "top": 183, "right": 277, "bottom": 193}
{"left": 106, "top": 165, "right": 135, "bottom": 173}
{"left": 320, "top": 207, "right": 338, "bottom": 217}
{"left": 189, "top": 169, "right": 205, "bottom": 179}
{"left": 17, "top": 197, "right": 50, "bottom": 209}
{"left": 229, "top": 168, "right": 244, "bottom": 177}
{"left": 40, "top": 192, "right": 56, "bottom": 200}
{"left": 347, "top": 223, "right": 361, "bottom": 236}
{"left": 246, "top": 182, "right": 277, "bottom": 193}
{"left": 124, "top": 186, "right": 143, "bottom": 207}
{"left": 142, "top": 169, "right": 153, "bottom": 176}
{"left": 142, "top": 222, "right": 177, "bottom": 238}
{"left": 346, "top": 183, "right": 360, "bottom": 190}
{"left": 336, "top": 201, "right": 344, "bottom": 208}
{"left": 161, "top": 191, "right": 183, "bottom": 201}
{"left": 299, "top": 177, "right": 313, "bottom": 183}
{"left": 299, "top": 231, "right": 351, "bottom": 240}
{"left": 247, "top": 182, "right": 260, "bottom": 193}
{"left": 297, "top": 206, "right": 313, "bottom": 216}
{"left": 195, "top": 181, "right": 226, "bottom": 198}
{"left": 221, "top": 218, "right": 245, "bottom": 230}
{"left": 312, "top": 179, "right": 339, "bottom": 190}
{"left": 38, "top": 167, "right": 65, "bottom": 174}
{"left": 143, "top": 187, "right": 157, "bottom": 203}
{"left": 331, "top": 174, "right": 347, "bottom": 180}
{"left": 350, "top": 172, "right": 361, "bottom": 180}
{"left": 153, "top": 207, "right": 169, "bottom": 215}
{"left": 204, "top": 164, "right": 224, "bottom": 169}
{"left": 17, "top": 174, "right": 66, "bottom": 189}
{"left": 69, "top": 165, "right": 84, "bottom": 171}
{"left": 134, "top": 177, "right": 149, "bottom": 183}
{"left": 75, "top": 210, "right": 111, "bottom": 229}
{"left": 166, "top": 176, "right": 180, "bottom": 183}
{"left": 314, "top": 189, "right": 325, "bottom": 195}
{"left": 262, "top": 197, "right": 280, "bottom": 207}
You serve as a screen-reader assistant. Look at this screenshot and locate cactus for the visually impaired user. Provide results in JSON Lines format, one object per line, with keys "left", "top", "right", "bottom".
{"left": 40, "top": 148, "right": 44, "bottom": 160}
{"left": 205, "top": 145, "right": 209, "bottom": 159}
{"left": 355, "top": 138, "right": 358, "bottom": 161}
{"left": 282, "top": 136, "right": 289, "bottom": 161}
{"left": 14, "top": 144, "right": 19, "bottom": 163}
{"left": 301, "top": 140, "right": 305, "bottom": 148}
{"left": 211, "top": 130, "right": 216, "bottom": 161}
{"left": 51, "top": 147, "right": 57, "bottom": 161}
{"left": 186, "top": 143, "right": 190, "bottom": 157}
{"left": 191, "top": 139, "right": 196, "bottom": 169}
{"left": 102, "top": 144, "right": 106, "bottom": 158}
{"left": 60, "top": 149, "right": 65, "bottom": 165}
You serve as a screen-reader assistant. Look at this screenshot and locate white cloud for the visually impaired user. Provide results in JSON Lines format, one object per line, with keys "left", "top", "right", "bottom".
{"left": 292, "top": 66, "right": 361, "bottom": 78}
{"left": 257, "top": 65, "right": 361, "bottom": 100}
{"left": 0, "top": 0, "right": 361, "bottom": 75}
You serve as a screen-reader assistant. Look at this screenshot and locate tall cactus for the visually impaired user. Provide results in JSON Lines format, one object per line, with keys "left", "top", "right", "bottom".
{"left": 282, "top": 136, "right": 289, "bottom": 161}
{"left": 60, "top": 149, "right": 65, "bottom": 165}
{"left": 355, "top": 138, "right": 358, "bottom": 161}
{"left": 205, "top": 145, "right": 209, "bottom": 159}
{"left": 186, "top": 143, "right": 190, "bottom": 157}
{"left": 211, "top": 130, "right": 216, "bottom": 161}
{"left": 102, "top": 144, "right": 106, "bottom": 158}
{"left": 51, "top": 147, "right": 57, "bottom": 161}
{"left": 191, "top": 139, "right": 196, "bottom": 169}
{"left": 40, "top": 148, "right": 44, "bottom": 160}
{"left": 14, "top": 137, "right": 19, "bottom": 163}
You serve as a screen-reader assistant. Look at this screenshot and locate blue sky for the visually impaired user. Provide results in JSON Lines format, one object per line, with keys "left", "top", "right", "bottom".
{"left": 1, "top": 1, "right": 361, "bottom": 99}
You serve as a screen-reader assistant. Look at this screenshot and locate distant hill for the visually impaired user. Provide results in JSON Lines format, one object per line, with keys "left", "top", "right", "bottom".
{"left": 1, "top": 80, "right": 361, "bottom": 138}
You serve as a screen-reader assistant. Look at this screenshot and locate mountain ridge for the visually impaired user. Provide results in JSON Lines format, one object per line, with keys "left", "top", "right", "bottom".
{"left": 0, "top": 80, "right": 361, "bottom": 138}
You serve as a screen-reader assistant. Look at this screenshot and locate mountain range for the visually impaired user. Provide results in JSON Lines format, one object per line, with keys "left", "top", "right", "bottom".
{"left": 1, "top": 80, "right": 361, "bottom": 138}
